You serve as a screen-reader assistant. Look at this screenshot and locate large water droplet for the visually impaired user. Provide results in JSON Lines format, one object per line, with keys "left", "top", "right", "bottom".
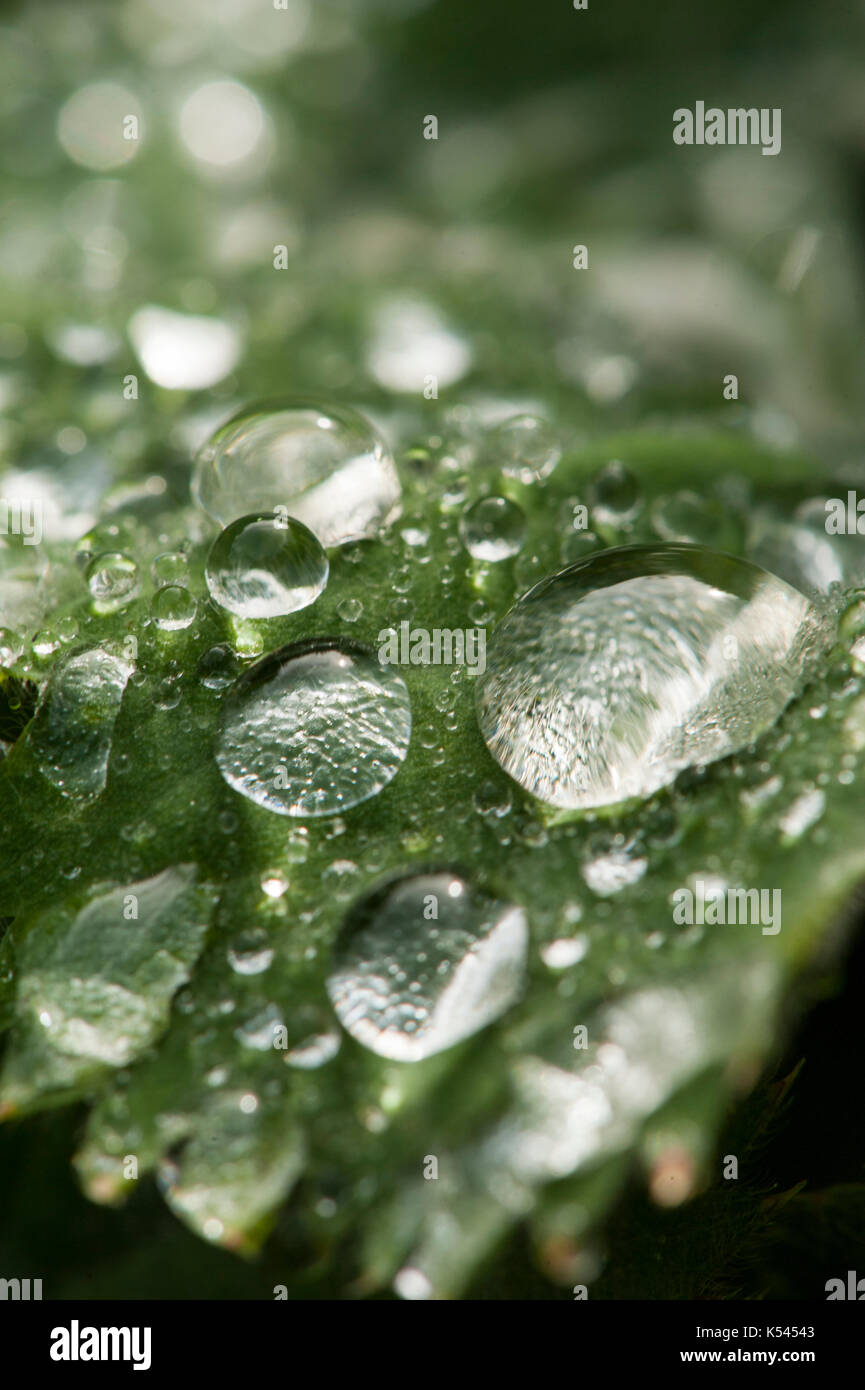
{"left": 476, "top": 544, "right": 830, "bottom": 812}
{"left": 27, "top": 647, "right": 133, "bottom": 797}
{"left": 192, "top": 401, "right": 401, "bottom": 546}
{"left": 216, "top": 638, "right": 411, "bottom": 816}
{"left": 326, "top": 872, "right": 528, "bottom": 1061}
{"left": 206, "top": 512, "right": 328, "bottom": 618}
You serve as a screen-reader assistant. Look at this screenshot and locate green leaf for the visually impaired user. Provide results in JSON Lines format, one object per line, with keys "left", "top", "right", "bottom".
{"left": 2, "top": 419, "right": 864, "bottom": 1295}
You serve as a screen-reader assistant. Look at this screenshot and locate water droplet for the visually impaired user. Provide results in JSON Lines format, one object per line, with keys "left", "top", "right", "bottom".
{"left": 285, "top": 1031, "right": 340, "bottom": 1069}
{"left": 492, "top": 415, "right": 561, "bottom": 484}
{"left": 227, "top": 928, "right": 275, "bottom": 974}
{"left": 560, "top": 529, "right": 600, "bottom": 566}
{"left": 86, "top": 552, "right": 139, "bottom": 614}
{"left": 152, "top": 551, "right": 190, "bottom": 586}
{"left": 651, "top": 491, "right": 744, "bottom": 551}
{"left": 476, "top": 544, "right": 830, "bottom": 811}
{"left": 587, "top": 461, "right": 641, "bottom": 530}
{"left": 32, "top": 629, "right": 60, "bottom": 659}
{"left": 196, "top": 643, "right": 240, "bottom": 690}
{"left": 216, "top": 638, "right": 411, "bottom": 816}
{"left": 234, "top": 1003, "right": 282, "bottom": 1049}
{"left": 473, "top": 780, "right": 513, "bottom": 818}
{"left": 326, "top": 872, "right": 528, "bottom": 1061}
{"left": 0, "top": 628, "right": 24, "bottom": 665}
{"left": 541, "top": 936, "right": 588, "bottom": 969}
{"left": 205, "top": 512, "right": 328, "bottom": 619}
{"left": 777, "top": 787, "right": 825, "bottom": 841}
{"left": 151, "top": 584, "right": 197, "bottom": 631}
{"left": 459, "top": 496, "right": 526, "bottom": 561}
{"left": 27, "top": 647, "right": 132, "bottom": 797}
{"left": 581, "top": 841, "right": 648, "bottom": 896}
{"left": 261, "top": 871, "right": 288, "bottom": 898}
{"left": 337, "top": 597, "right": 363, "bottom": 623}
{"left": 747, "top": 516, "right": 842, "bottom": 595}
{"left": 192, "top": 401, "right": 401, "bottom": 546}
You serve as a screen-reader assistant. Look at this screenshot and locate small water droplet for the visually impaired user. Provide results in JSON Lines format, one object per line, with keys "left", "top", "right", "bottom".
{"left": 587, "top": 461, "right": 641, "bottom": 530}
{"left": 86, "top": 552, "right": 139, "bottom": 614}
{"left": 459, "top": 496, "right": 526, "bottom": 561}
{"left": 196, "top": 643, "right": 240, "bottom": 690}
{"left": 152, "top": 551, "right": 189, "bottom": 586}
{"left": 151, "top": 584, "right": 197, "bottom": 631}
{"left": 492, "top": 414, "right": 561, "bottom": 484}
{"left": 337, "top": 597, "right": 363, "bottom": 622}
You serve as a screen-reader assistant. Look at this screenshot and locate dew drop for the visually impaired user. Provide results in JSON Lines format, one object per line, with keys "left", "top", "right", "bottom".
{"left": 191, "top": 401, "right": 401, "bottom": 546}
{"left": 337, "top": 597, "right": 363, "bottom": 623}
{"left": 476, "top": 544, "right": 830, "bottom": 812}
{"left": 651, "top": 491, "right": 744, "bottom": 551}
{"left": 196, "top": 643, "right": 240, "bottom": 691}
{"left": 0, "top": 628, "right": 25, "bottom": 665}
{"left": 326, "top": 872, "right": 528, "bottom": 1061}
{"left": 215, "top": 638, "right": 411, "bottom": 817}
{"left": 206, "top": 512, "right": 328, "bottom": 619}
{"left": 459, "top": 495, "right": 526, "bottom": 561}
{"left": 587, "top": 461, "right": 641, "bottom": 529}
{"left": 151, "top": 584, "right": 197, "bottom": 631}
{"left": 492, "top": 414, "right": 560, "bottom": 484}
{"left": 152, "top": 551, "right": 190, "bottom": 586}
{"left": 27, "top": 647, "right": 133, "bottom": 798}
{"left": 86, "top": 552, "right": 139, "bottom": 614}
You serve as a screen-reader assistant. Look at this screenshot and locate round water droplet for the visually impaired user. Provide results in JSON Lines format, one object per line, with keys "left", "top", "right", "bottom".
{"left": 206, "top": 513, "right": 328, "bottom": 619}
{"left": 191, "top": 401, "right": 401, "bottom": 546}
{"left": 151, "top": 584, "right": 197, "bottom": 631}
{"left": 0, "top": 628, "right": 24, "bottom": 665}
{"left": 152, "top": 551, "right": 189, "bottom": 586}
{"left": 492, "top": 415, "right": 560, "bottom": 484}
{"left": 216, "top": 638, "right": 412, "bottom": 817}
{"left": 747, "top": 513, "right": 844, "bottom": 596}
{"left": 196, "top": 643, "right": 240, "bottom": 690}
{"left": 476, "top": 544, "right": 830, "bottom": 812}
{"left": 337, "top": 597, "right": 363, "bottom": 623}
{"left": 560, "top": 529, "right": 600, "bottom": 565}
{"left": 651, "top": 491, "right": 744, "bottom": 552}
{"left": 32, "top": 629, "right": 60, "bottom": 658}
{"left": 587, "top": 461, "right": 641, "bottom": 529}
{"left": 86, "top": 552, "right": 139, "bottom": 613}
{"left": 326, "top": 872, "right": 528, "bottom": 1061}
{"left": 459, "top": 496, "right": 526, "bottom": 561}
